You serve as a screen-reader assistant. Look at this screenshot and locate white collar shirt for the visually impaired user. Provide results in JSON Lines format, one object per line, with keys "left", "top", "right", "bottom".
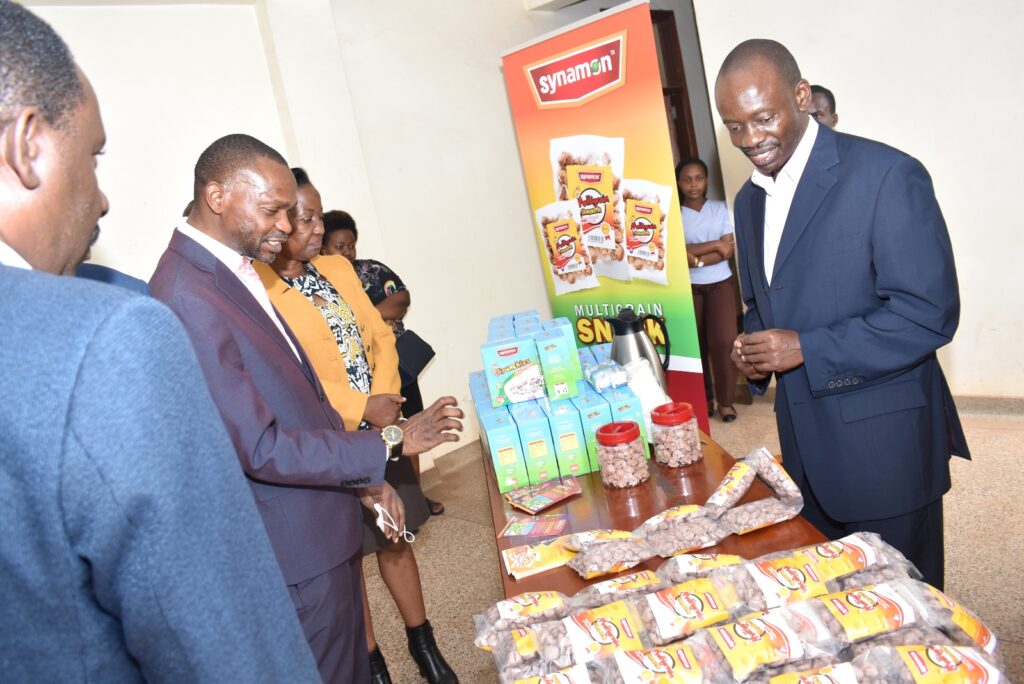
{"left": 176, "top": 222, "right": 300, "bottom": 360}
{"left": 749, "top": 119, "right": 819, "bottom": 285}
{"left": 0, "top": 240, "right": 33, "bottom": 270}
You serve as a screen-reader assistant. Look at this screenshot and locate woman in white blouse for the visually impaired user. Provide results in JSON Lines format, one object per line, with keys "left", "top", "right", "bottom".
{"left": 678, "top": 158, "right": 740, "bottom": 422}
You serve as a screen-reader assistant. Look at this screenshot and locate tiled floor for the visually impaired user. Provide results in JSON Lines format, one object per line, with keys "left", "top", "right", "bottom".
{"left": 364, "top": 397, "right": 1024, "bottom": 682}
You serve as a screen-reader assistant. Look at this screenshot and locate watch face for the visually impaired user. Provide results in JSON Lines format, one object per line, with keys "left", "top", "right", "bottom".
{"left": 381, "top": 425, "right": 403, "bottom": 446}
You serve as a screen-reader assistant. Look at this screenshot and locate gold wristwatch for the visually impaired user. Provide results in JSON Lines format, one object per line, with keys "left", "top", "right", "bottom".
{"left": 381, "top": 424, "right": 404, "bottom": 462}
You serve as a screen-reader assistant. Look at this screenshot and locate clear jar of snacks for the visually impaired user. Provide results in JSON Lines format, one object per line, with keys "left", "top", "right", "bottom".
{"left": 650, "top": 402, "right": 702, "bottom": 467}
{"left": 596, "top": 421, "right": 649, "bottom": 488}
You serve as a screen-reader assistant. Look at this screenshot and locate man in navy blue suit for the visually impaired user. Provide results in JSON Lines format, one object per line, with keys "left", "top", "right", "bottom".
{"left": 715, "top": 39, "right": 968, "bottom": 588}
{"left": 0, "top": 2, "right": 320, "bottom": 680}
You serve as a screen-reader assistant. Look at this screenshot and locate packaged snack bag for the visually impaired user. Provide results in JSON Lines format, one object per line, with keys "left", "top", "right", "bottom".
{"left": 535, "top": 599, "right": 649, "bottom": 670}
{"left": 703, "top": 461, "right": 757, "bottom": 518}
{"left": 571, "top": 569, "right": 665, "bottom": 610}
{"left": 549, "top": 135, "right": 629, "bottom": 281}
{"left": 920, "top": 584, "right": 1001, "bottom": 663}
{"left": 564, "top": 529, "right": 635, "bottom": 552}
{"left": 720, "top": 497, "right": 801, "bottom": 536}
{"left": 620, "top": 178, "right": 672, "bottom": 285}
{"left": 535, "top": 200, "right": 600, "bottom": 296}
{"left": 656, "top": 553, "right": 745, "bottom": 585}
{"left": 853, "top": 644, "right": 1005, "bottom": 683}
{"left": 512, "top": 662, "right": 593, "bottom": 684}
{"left": 567, "top": 538, "right": 655, "bottom": 580}
{"left": 608, "top": 643, "right": 712, "bottom": 683}
{"left": 635, "top": 505, "right": 729, "bottom": 558}
{"left": 475, "top": 591, "right": 575, "bottom": 652}
{"left": 631, "top": 577, "right": 742, "bottom": 645}
{"left": 741, "top": 447, "right": 803, "bottom": 507}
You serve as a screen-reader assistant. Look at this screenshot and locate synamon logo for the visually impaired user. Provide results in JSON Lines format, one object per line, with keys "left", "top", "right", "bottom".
{"left": 524, "top": 32, "right": 627, "bottom": 108}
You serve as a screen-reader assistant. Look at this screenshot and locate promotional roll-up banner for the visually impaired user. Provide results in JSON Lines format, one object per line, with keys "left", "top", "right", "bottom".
{"left": 502, "top": 0, "right": 709, "bottom": 431}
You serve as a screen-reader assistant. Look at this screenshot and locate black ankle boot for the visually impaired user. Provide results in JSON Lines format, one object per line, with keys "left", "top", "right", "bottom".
{"left": 368, "top": 646, "right": 393, "bottom": 684}
{"left": 406, "top": 620, "right": 458, "bottom": 684}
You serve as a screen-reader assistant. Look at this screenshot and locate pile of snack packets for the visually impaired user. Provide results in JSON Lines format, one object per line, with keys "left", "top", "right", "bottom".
{"left": 479, "top": 449, "right": 1005, "bottom": 682}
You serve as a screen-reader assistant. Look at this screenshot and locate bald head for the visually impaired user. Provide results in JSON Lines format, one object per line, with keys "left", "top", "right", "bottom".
{"left": 717, "top": 39, "right": 802, "bottom": 89}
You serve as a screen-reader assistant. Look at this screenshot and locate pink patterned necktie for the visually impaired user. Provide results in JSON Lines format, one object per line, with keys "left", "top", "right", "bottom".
{"left": 236, "top": 258, "right": 261, "bottom": 286}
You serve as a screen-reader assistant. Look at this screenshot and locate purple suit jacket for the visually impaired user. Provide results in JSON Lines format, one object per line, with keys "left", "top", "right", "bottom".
{"left": 150, "top": 230, "right": 386, "bottom": 584}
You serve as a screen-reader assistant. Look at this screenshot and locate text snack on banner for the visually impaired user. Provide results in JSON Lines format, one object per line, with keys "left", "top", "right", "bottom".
{"left": 502, "top": 0, "right": 709, "bottom": 422}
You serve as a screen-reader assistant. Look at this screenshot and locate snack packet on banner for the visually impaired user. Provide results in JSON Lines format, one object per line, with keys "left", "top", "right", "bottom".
{"left": 741, "top": 447, "right": 803, "bottom": 507}
{"left": 475, "top": 591, "right": 575, "bottom": 652}
{"left": 704, "top": 462, "right": 757, "bottom": 518}
{"left": 607, "top": 643, "right": 716, "bottom": 684}
{"left": 620, "top": 178, "right": 672, "bottom": 285}
{"left": 550, "top": 135, "right": 629, "bottom": 281}
{"left": 567, "top": 538, "right": 655, "bottom": 580}
{"left": 655, "top": 553, "right": 745, "bottom": 585}
{"left": 570, "top": 569, "right": 665, "bottom": 610}
{"left": 629, "top": 576, "right": 746, "bottom": 646}
{"left": 720, "top": 497, "right": 800, "bottom": 536}
{"left": 535, "top": 599, "right": 650, "bottom": 671}
{"left": 535, "top": 200, "right": 600, "bottom": 296}
{"left": 852, "top": 644, "right": 1006, "bottom": 684}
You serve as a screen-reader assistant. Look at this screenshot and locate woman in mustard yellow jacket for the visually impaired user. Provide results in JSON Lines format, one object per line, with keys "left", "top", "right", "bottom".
{"left": 255, "top": 169, "right": 457, "bottom": 684}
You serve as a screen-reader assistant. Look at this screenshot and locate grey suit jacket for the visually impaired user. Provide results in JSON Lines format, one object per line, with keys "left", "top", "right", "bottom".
{"left": 0, "top": 266, "right": 319, "bottom": 682}
{"left": 150, "top": 230, "right": 386, "bottom": 584}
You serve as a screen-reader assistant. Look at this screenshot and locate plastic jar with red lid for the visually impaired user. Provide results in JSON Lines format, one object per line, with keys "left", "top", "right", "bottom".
{"left": 650, "top": 402, "right": 702, "bottom": 467}
{"left": 596, "top": 421, "right": 649, "bottom": 488}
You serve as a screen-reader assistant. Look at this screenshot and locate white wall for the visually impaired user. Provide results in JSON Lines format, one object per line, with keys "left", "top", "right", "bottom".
{"left": 32, "top": 3, "right": 288, "bottom": 278}
{"left": 692, "top": 0, "right": 1024, "bottom": 398}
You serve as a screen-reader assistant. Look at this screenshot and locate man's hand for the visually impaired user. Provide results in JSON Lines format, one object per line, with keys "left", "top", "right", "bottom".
{"left": 402, "top": 396, "right": 463, "bottom": 456}
{"left": 363, "top": 394, "right": 404, "bottom": 428}
{"left": 736, "top": 329, "right": 804, "bottom": 374}
{"left": 731, "top": 336, "right": 770, "bottom": 380}
{"left": 358, "top": 483, "right": 405, "bottom": 544}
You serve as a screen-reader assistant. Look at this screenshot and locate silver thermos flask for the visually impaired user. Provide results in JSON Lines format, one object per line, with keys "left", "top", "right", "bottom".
{"left": 606, "top": 308, "right": 671, "bottom": 392}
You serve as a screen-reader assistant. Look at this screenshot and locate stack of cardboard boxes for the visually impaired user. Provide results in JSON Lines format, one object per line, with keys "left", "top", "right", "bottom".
{"left": 472, "top": 311, "right": 649, "bottom": 493}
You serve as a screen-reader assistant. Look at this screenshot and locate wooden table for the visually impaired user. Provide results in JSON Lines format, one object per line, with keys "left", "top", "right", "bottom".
{"left": 484, "top": 432, "right": 825, "bottom": 598}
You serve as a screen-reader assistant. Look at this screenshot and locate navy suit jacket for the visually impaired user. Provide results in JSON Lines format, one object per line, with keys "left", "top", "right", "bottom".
{"left": 150, "top": 230, "right": 386, "bottom": 584}
{"left": 0, "top": 266, "right": 319, "bottom": 682}
{"left": 734, "top": 124, "right": 969, "bottom": 522}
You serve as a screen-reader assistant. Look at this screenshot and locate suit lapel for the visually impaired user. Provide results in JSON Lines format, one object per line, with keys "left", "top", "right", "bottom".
{"left": 748, "top": 187, "right": 768, "bottom": 288}
{"left": 771, "top": 126, "right": 840, "bottom": 284}
{"left": 169, "top": 231, "right": 312, "bottom": 379}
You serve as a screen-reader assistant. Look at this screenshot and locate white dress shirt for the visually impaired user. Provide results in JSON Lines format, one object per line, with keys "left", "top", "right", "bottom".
{"left": 0, "top": 240, "right": 33, "bottom": 270}
{"left": 750, "top": 119, "right": 819, "bottom": 285}
{"left": 176, "top": 222, "right": 300, "bottom": 360}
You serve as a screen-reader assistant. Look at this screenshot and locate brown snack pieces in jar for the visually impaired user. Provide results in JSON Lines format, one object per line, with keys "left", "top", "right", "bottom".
{"left": 596, "top": 421, "right": 649, "bottom": 488}
{"left": 651, "top": 402, "right": 702, "bottom": 467}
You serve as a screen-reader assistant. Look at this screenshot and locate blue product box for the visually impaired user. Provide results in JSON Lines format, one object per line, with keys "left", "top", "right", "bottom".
{"left": 509, "top": 400, "right": 560, "bottom": 485}
{"left": 602, "top": 386, "right": 651, "bottom": 459}
{"left": 480, "top": 412, "right": 530, "bottom": 493}
{"left": 512, "top": 309, "right": 540, "bottom": 321}
{"left": 488, "top": 325, "right": 515, "bottom": 342}
{"left": 576, "top": 347, "right": 598, "bottom": 378}
{"left": 591, "top": 342, "right": 613, "bottom": 364}
{"left": 514, "top": 322, "right": 542, "bottom": 338}
{"left": 533, "top": 329, "right": 580, "bottom": 402}
{"left": 480, "top": 338, "right": 545, "bottom": 407}
{"left": 538, "top": 398, "right": 591, "bottom": 477}
{"left": 542, "top": 318, "right": 582, "bottom": 381}
{"left": 469, "top": 371, "right": 505, "bottom": 417}
{"left": 489, "top": 314, "right": 514, "bottom": 327}
{"left": 570, "top": 392, "right": 613, "bottom": 472}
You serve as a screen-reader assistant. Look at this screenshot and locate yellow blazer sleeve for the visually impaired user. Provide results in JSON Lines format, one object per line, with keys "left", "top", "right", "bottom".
{"left": 313, "top": 256, "right": 401, "bottom": 396}
{"left": 253, "top": 261, "right": 370, "bottom": 432}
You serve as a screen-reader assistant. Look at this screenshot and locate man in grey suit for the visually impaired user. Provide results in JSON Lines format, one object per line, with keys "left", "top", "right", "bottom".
{"left": 0, "top": 2, "right": 320, "bottom": 681}
{"left": 149, "top": 134, "right": 463, "bottom": 682}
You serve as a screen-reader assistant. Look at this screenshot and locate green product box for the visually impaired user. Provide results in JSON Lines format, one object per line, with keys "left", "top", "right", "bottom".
{"left": 480, "top": 338, "right": 544, "bottom": 408}
{"left": 570, "top": 392, "right": 613, "bottom": 472}
{"left": 603, "top": 386, "right": 651, "bottom": 459}
{"left": 538, "top": 398, "right": 591, "bottom": 477}
{"left": 480, "top": 411, "right": 530, "bottom": 493}
{"left": 509, "top": 401, "right": 560, "bottom": 485}
{"left": 533, "top": 329, "right": 580, "bottom": 402}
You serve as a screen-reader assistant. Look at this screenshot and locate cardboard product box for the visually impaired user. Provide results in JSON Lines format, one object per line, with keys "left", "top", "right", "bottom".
{"left": 509, "top": 401, "right": 560, "bottom": 485}
{"left": 533, "top": 329, "right": 580, "bottom": 402}
{"left": 488, "top": 326, "right": 516, "bottom": 342}
{"left": 512, "top": 309, "right": 540, "bottom": 321}
{"left": 513, "top": 322, "right": 542, "bottom": 339}
{"left": 542, "top": 318, "right": 583, "bottom": 381}
{"left": 489, "top": 314, "right": 514, "bottom": 327}
{"left": 576, "top": 347, "right": 598, "bottom": 378}
{"left": 469, "top": 372, "right": 506, "bottom": 417}
{"left": 538, "top": 398, "right": 591, "bottom": 477}
{"left": 570, "top": 392, "right": 613, "bottom": 472}
{"left": 602, "top": 386, "right": 651, "bottom": 459}
{"left": 591, "top": 342, "right": 613, "bottom": 364}
{"left": 480, "top": 338, "right": 545, "bottom": 407}
{"left": 479, "top": 411, "right": 530, "bottom": 493}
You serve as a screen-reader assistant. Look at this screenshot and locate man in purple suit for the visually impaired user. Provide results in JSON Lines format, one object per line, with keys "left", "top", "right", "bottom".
{"left": 150, "top": 134, "right": 463, "bottom": 683}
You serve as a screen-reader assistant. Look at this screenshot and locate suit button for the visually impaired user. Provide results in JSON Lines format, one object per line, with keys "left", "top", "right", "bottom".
{"left": 853, "top": 378, "right": 861, "bottom": 385}
{"left": 828, "top": 381, "right": 836, "bottom": 389}
{"left": 843, "top": 379, "right": 852, "bottom": 386}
